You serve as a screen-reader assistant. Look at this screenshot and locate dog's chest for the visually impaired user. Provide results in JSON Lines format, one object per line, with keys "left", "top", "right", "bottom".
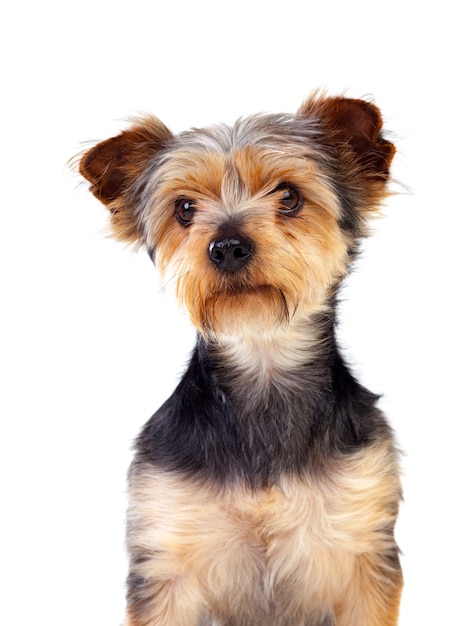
{"left": 127, "top": 442, "right": 399, "bottom": 619}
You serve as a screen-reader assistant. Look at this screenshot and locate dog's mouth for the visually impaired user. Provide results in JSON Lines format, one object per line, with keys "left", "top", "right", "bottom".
{"left": 207, "top": 282, "right": 288, "bottom": 305}
{"left": 196, "top": 283, "right": 293, "bottom": 337}
{"left": 221, "top": 283, "right": 276, "bottom": 297}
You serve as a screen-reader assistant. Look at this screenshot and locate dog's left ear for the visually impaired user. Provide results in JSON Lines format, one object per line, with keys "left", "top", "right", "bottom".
{"left": 79, "top": 116, "right": 173, "bottom": 244}
{"left": 299, "top": 94, "right": 395, "bottom": 180}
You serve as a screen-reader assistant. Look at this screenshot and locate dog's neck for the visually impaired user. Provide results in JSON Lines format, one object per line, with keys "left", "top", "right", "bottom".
{"left": 221, "top": 322, "right": 318, "bottom": 372}
{"left": 204, "top": 312, "right": 334, "bottom": 398}
{"left": 136, "top": 309, "right": 380, "bottom": 488}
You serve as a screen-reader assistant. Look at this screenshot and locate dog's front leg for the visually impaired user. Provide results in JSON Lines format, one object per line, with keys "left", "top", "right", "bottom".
{"left": 124, "top": 569, "right": 207, "bottom": 626}
{"left": 333, "top": 551, "right": 403, "bottom": 626}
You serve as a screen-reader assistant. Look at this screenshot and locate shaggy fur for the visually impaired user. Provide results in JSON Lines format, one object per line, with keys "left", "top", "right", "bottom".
{"left": 77, "top": 91, "right": 402, "bottom": 625}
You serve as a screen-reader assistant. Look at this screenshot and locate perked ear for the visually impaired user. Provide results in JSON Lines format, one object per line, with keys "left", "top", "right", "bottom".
{"left": 299, "top": 93, "right": 395, "bottom": 179}
{"left": 78, "top": 116, "right": 173, "bottom": 243}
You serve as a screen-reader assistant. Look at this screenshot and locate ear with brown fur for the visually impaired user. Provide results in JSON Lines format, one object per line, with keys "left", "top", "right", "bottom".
{"left": 299, "top": 94, "right": 395, "bottom": 180}
{"left": 79, "top": 116, "right": 173, "bottom": 244}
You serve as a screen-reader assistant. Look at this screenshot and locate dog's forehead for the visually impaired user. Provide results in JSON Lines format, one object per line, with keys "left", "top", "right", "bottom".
{"left": 147, "top": 113, "right": 327, "bottom": 204}
{"left": 174, "top": 113, "right": 319, "bottom": 155}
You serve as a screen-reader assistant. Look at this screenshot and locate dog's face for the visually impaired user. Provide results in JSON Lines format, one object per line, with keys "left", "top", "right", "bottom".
{"left": 139, "top": 122, "right": 350, "bottom": 339}
{"left": 79, "top": 93, "right": 394, "bottom": 340}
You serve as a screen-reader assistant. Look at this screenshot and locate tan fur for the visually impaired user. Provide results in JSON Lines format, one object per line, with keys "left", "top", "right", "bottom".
{"left": 126, "top": 441, "right": 401, "bottom": 625}
{"left": 143, "top": 147, "right": 349, "bottom": 340}
{"left": 216, "top": 317, "right": 325, "bottom": 386}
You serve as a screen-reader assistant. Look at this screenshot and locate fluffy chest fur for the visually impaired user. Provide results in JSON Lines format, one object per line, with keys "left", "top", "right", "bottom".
{"left": 127, "top": 440, "right": 400, "bottom": 625}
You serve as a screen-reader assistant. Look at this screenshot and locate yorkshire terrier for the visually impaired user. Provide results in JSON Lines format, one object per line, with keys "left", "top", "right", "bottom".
{"left": 78, "top": 91, "right": 402, "bottom": 625}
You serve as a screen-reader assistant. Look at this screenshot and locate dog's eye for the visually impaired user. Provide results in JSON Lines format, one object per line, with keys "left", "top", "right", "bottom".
{"left": 274, "top": 183, "right": 302, "bottom": 214}
{"left": 175, "top": 197, "right": 196, "bottom": 226}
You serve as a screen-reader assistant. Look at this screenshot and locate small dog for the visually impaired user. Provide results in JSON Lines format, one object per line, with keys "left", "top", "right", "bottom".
{"left": 78, "top": 91, "right": 402, "bottom": 625}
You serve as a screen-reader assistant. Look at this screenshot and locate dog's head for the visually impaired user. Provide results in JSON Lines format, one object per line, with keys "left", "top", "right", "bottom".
{"left": 78, "top": 93, "right": 394, "bottom": 339}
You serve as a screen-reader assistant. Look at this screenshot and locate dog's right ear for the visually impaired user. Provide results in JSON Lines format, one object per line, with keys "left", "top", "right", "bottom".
{"left": 78, "top": 116, "right": 173, "bottom": 244}
{"left": 299, "top": 93, "right": 395, "bottom": 181}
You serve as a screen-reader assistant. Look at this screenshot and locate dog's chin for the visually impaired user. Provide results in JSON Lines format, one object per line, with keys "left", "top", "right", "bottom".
{"left": 192, "top": 285, "right": 293, "bottom": 340}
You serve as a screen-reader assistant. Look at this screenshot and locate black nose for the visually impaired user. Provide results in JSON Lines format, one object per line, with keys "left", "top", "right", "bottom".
{"left": 208, "top": 235, "right": 253, "bottom": 273}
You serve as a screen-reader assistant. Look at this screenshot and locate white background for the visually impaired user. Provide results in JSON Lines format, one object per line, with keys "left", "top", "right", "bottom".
{"left": 1, "top": 1, "right": 475, "bottom": 624}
